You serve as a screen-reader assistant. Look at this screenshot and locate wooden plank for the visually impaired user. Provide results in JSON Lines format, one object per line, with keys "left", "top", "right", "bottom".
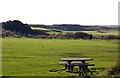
{"left": 58, "top": 62, "right": 95, "bottom": 66}
{"left": 58, "top": 62, "right": 82, "bottom": 65}
{"left": 65, "top": 63, "right": 95, "bottom": 66}
{"left": 60, "top": 58, "right": 93, "bottom": 61}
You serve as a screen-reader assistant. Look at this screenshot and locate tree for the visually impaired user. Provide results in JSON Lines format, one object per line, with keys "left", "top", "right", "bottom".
{"left": 74, "top": 32, "right": 90, "bottom": 39}
{"left": 2, "top": 20, "right": 49, "bottom": 38}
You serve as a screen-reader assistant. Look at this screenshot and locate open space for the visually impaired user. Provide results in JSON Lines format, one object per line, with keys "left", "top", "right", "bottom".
{"left": 2, "top": 38, "right": 118, "bottom": 76}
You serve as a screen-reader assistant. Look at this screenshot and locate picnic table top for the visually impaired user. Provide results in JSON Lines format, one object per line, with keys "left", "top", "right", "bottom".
{"left": 60, "top": 58, "right": 93, "bottom": 61}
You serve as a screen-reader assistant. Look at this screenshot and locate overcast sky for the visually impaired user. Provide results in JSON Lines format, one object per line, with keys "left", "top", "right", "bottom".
{"left": 0, "top": 0, "right": 119, "bottom": 25}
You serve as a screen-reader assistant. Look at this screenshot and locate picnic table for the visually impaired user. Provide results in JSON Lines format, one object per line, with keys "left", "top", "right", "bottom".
{"left": 59, "top": 58, "right": 95, "bottom": 76}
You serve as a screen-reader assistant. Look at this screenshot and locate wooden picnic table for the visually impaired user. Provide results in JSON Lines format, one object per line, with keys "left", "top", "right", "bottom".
{"left": 59, "top": 58, "right": 95, "bottom": 76}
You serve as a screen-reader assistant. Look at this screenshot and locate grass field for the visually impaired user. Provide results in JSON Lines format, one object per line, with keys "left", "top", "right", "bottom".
{"left": 62, "top": 30, "right": 119, "bottom": 36}
{"left": 31, "top": 27, "right": 49, "bottom": 31}
{"left": 81, "top": 30, "right": 119, "bottom": 36}
{"left": 2, "top": 38, "right": 118, "bottom": 76}
{"left": 30, "top": 26, "right": 119, "bottom": 36}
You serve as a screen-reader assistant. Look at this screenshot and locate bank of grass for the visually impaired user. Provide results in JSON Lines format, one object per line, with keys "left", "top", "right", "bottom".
{"left": 2, "top": 38, "right": 118, "bottom": 76}
{"left": 31, "top": 27, "right": 49, "bottom": 31}
{"left": 82, "top": 30, "right": 118, "bottom": 36}
{"left": 62, "top": 30, "right": 119, "bottom": 36}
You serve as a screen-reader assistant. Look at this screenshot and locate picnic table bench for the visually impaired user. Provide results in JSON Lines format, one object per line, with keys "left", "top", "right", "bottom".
{"left": 59, "top": 58, "right": 95, "bottom": 76}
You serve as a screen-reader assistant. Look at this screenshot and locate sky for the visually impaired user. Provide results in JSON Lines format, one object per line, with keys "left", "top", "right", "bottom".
{"left": 0, "top": 0, "right": 119, "bottom": 25}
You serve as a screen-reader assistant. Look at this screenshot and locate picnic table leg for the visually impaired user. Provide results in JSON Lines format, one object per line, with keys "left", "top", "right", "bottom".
{"left": 79, "top": 66, "right": 87, "bottom": 77}
{"left": 79, "top": 66, "right": 82, "bottom": 76}
{"left": 79, "top": 66, "right": 86, "bottom": 77}
{"left": 71, "top": 66, "right": 74, "bottom": 71}
{"left": 85, "top": 66, "right": 90, "bottom": 72}
{"left": 67, "top": 61, "right": 72, "bottom": 71}
{"left": 81, "top": 60, "right": 89, "bottom": 72}
{"left": 79, "top": 63, "right": 88, "bottom": 77}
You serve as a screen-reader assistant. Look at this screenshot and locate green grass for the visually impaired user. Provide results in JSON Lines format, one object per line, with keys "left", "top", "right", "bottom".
{"left": 31, "top": 27, "right": 49, "bottom": 30}
{"left": 2, "top": 38, "right": 118, "bottom": 76}
{"left": 81, "top": 30, "right": 119, "bottom": 36}
{"left": 30, "top": 26, "right": 119, "bottom": 36}
{"left": 62, "top": 30, "right": 119, "bottom": 36}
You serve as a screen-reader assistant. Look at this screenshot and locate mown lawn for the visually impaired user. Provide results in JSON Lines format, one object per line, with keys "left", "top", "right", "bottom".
{"left": 2, "top": 38, "right": 118, "bottom": 76}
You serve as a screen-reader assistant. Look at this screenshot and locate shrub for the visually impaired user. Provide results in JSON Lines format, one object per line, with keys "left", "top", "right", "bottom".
{"left": 107, "top": 62, "right": 120, "bottom": 76}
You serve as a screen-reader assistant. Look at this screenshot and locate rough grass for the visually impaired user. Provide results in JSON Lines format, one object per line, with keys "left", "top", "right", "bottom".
{"left": 2, "top": 38, "right": 118, "bottom": 76}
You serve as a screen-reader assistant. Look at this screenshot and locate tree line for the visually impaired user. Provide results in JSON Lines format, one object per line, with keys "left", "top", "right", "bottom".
{"left": 1, "top": 20, "right": 119, "bottom": 40}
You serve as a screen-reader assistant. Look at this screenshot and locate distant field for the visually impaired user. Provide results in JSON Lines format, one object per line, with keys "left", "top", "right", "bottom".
{"left": 31, "top": 26, "right": 119, "bottom": 36}
{"left": 63, "top": 30, "right": 119, "bottom": 36}
{"left": 2, "top": 38, "right": 118, "bottom": 76}
{"left": 31, "top": 27, "right": 49, "bottom": 31}
{"left": 81, "top": 30, "right": 118, "bottom": 36}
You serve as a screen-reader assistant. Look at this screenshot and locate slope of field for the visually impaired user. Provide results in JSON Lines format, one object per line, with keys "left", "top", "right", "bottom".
{"left": 31, "top": 27, "right": 49, "bottom": 31}
{"left": 2, "top": 38, "right": 118, "bottom": 76}
{"left": 30, "top": 26, "right": 119, "bottom": 37}
{"left": 62, "top": 30, "right": 118, "bottom": 35}
{"left": 81, "top": 30, "right": 119, "bottom": 36}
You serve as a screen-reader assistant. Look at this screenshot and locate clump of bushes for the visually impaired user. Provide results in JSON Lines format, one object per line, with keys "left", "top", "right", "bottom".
{"left": 107, "top": 62, "right": 120, "bottom": 76}
{"left": 47, "top": 32, "right": 93, "bottom": 40}
{"left": 2, "top": 29, "right": 49, "bottom": 38}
